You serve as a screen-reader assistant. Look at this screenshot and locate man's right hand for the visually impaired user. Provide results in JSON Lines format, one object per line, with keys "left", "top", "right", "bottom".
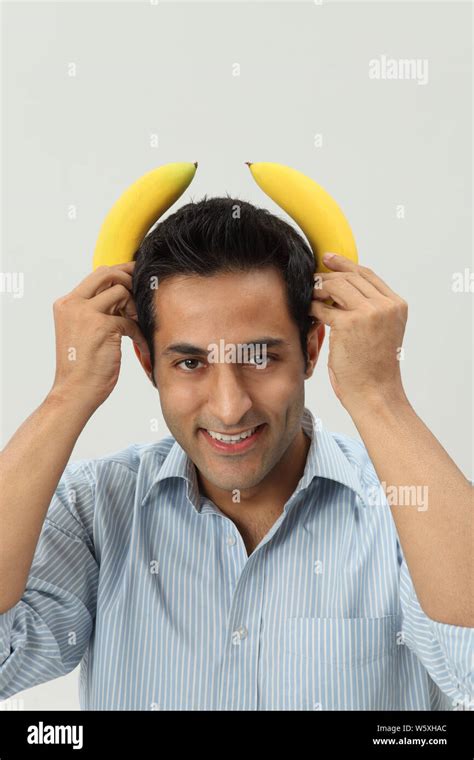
{"left": 49, "top": 261, "right": 149, "bottom": 413}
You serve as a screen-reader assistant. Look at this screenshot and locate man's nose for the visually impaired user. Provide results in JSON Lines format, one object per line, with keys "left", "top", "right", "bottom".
{"left": 206, "top": 364, "right": 253, "bottom": 427}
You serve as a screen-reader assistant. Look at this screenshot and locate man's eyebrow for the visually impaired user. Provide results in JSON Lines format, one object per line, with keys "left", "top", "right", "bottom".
{"left": 161, "top": 337, "right": 290, "bottom": 357}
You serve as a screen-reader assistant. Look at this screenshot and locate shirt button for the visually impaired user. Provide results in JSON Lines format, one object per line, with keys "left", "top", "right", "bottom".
{"left": 231, "top": 625, "right": 248, "bottom": 645}
{"left": 226, "top": 535, "right": 236, "bottom": 546}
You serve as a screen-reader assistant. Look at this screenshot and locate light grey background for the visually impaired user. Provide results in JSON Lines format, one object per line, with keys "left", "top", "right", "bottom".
{"left": 0, "top": 0, "right": 472, "bottom": 710}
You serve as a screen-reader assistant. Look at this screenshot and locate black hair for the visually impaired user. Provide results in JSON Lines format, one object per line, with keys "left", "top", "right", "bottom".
{"left": 132, "top": 195, "right": 318, "bottom": 387}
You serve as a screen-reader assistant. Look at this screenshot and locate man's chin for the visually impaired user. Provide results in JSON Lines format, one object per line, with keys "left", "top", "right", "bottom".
{"left": 198, "top": 464, "right": 269, "bottom": 494}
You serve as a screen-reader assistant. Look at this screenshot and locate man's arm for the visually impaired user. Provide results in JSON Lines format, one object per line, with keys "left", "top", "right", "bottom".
{"left": 396, "top": 534, "right": 473, "bottom": 710}
{"left": 0, "top": 261, "right": 146, "bottom": 613}
{"left": 0, "top": 459, "right": 99, "bottom": 700}
{"left": 310, "top": 253, "right": 472, "bottom": 628}
{"left": 350, "top": 392, "right": 473, "bottom": 628}
{"left": 0, "top": 392, "right": 95, "bottom": 612}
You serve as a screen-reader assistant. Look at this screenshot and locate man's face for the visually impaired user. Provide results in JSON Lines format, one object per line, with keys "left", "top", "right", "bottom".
{"left": 141, "top": 268, "right": 324, "bottom": 492}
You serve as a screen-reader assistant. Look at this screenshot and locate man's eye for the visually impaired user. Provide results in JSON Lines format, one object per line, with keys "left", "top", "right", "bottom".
{"left": 176, "top": 358, "right": 205, "bottom": 371}
{"left": 174, "top": 355, "right": 277, "bottom": 371}
{"left": 248, "top": 354, "right": 275, "bottom": 367}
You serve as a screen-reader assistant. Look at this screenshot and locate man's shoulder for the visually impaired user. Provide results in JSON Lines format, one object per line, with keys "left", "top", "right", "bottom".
{"left": 97, "top": 435, "right": 176, "bottom": 472}
{"left": 328, "top": 428, "right": 374, "bottom": 473}
{"left": 326, "top": 427, "right": 384, "bottom": 495}
{"left": 65, "top": 434, "right": 178, "bottom": 484}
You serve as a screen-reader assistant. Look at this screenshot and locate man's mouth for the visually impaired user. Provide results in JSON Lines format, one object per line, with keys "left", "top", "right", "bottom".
{"left": 199, "top": 423, "right": 266, "bottom": 452}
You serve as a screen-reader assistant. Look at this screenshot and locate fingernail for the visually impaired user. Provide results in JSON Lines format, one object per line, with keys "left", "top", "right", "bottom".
{"left": 323, "top": 253, "right": 336, "bottom": 261}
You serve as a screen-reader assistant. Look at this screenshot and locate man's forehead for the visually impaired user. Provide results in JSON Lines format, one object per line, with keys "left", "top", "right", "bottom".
{"left": 153, "top": 269, "right": 289, "bottom": 321}
{"left": 152, "top": 273, "right": 297, "bottom": 354}
{"left": 154, "top": 268, "right": 285, "bottom": 295}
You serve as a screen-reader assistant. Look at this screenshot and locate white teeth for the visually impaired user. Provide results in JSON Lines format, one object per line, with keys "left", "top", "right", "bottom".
{"left": 207, "top": 426, "right": 257, "bottom": 443}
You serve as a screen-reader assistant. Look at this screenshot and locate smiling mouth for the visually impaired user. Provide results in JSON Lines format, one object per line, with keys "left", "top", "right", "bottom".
{"left": 199, "top": 423, "right": 266, "bottom": 451}
{"left": 204, "top": 425, "right": 262, "bottom": 442}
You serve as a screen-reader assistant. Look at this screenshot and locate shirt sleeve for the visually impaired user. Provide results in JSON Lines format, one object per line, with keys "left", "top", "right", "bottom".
{"left": 397, "top": 534, "right": 474, "bottom": 711}
{"left": 0, "top": 459, "right": 99, "bottom": 700}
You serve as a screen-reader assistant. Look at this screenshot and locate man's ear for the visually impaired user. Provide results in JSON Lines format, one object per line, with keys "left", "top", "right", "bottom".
{"left": 133, "top": 341, "right": 154, "bottom": 383}
{"left": 305, "top": 321, "right": 325, "bottom": 379}
{"left": 133, "top": 342, "right": 142, "bottom": 362}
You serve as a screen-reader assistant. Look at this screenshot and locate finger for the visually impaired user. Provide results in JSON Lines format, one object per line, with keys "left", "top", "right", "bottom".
{"left": 112, "top": 315, "right": 150, "bottom": 357}
{"left": 314, "top": 273, "right": 382, "bottom": 301}
{"left": 312, "top": 277, "right": 338, "bottom": 308}
{"left": 93, "top": 272, "right": 133, "bottom": 299}
{"left": 312, "top": 277, "right": 369, "bottom": 310}
{"left": 320, "top": 253, "right": 359, "bottom": 272}
{"left": 322, "top": 256, "right": 400, "bottom": 300}
{"left": 92, "top": 283, "right": 137, "bottom": 318}
{"left": 74, "top": 266, "right": 133, "bottom": 300}
{"left": 356, "top": 267, "right": 400, "bottom": 300}
{"left": 112, "top": 261, "right": 137, "bottom": 276}
{"left": 310, "top": 299, "right": 339, "bottom": 328}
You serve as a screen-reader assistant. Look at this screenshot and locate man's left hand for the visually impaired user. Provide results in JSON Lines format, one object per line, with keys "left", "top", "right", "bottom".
{"left": 310, "top": 253, "right": 409, "bottom": 411}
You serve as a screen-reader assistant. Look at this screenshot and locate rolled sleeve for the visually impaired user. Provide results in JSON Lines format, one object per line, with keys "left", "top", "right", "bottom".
{"left": 0, "top": 460, "right": 99, "bottom": 700}
{"left": 398, "top": 539, "right": 474, "bottom": 711}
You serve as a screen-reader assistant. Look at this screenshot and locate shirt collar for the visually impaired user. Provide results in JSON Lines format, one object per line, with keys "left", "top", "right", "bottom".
{"left": 144, "top": 406, "right": 366, "bottom": 512}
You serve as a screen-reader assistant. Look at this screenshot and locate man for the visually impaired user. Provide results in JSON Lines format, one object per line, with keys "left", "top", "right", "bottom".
{"left": 0, "top": 197, "right": 472, "bottom": 710}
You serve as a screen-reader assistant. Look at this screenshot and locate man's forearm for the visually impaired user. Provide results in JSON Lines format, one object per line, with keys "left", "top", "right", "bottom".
{"left": 347, "top": 391, "right": 473, "bottom": 627}
{"left": 0, "top": 390, "right": 94, "bottom": 613}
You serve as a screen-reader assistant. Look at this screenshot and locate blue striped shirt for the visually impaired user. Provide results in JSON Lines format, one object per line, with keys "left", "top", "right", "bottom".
{"left": 1, "top": 407, "right": 472, "bottom": 710}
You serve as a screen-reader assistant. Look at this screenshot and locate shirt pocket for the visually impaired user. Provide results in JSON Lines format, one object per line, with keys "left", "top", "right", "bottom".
{"left": 284, "top": 615, "right": 400, "bottom": 666}
{"left": 281, "top": 615, "right": 401, "bottom": 709}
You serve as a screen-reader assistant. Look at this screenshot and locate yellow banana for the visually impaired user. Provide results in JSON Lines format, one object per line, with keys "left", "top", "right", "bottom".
{"left": 92, "top": 161, "right": 198, "bottom": 270}
{"left": 245, "top": 161, "right": 358, "bottom": 274}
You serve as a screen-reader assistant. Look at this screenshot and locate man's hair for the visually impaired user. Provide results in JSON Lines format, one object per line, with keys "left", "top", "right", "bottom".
{"left": 132, "top": 195, "right": 317, "bottom": 387}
